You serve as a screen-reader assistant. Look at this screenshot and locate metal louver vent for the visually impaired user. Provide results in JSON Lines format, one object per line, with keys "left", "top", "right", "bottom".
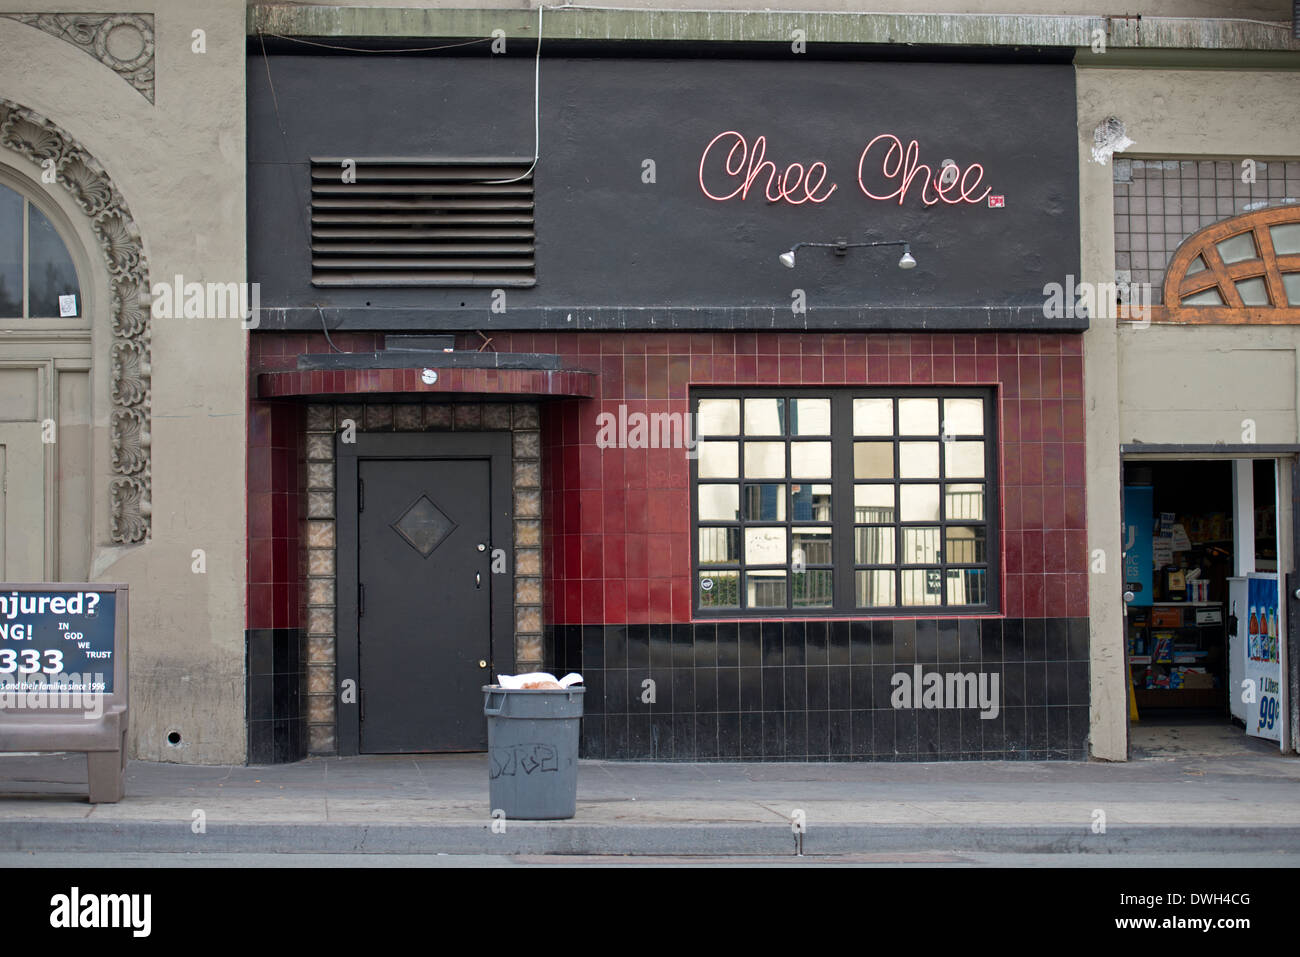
{"left": 310, "top": 157, "right": 535, "bottom": 287}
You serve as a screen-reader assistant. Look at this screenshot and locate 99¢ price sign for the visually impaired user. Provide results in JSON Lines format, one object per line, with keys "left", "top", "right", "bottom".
{"left": 1245, "top": 576, "right": 1281, "bottom": 743}
{"left": 0, "top": 590, "right": 116, "bottom": 694}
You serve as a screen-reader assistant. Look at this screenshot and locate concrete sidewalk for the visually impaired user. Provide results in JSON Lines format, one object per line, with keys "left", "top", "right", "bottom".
{"left": 2, "top": 724, "right": 1298, "bottom": 856}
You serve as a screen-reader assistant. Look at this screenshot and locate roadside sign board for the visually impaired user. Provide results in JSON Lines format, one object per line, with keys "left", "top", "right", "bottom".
{"left": 0, "top": 589, "right": 119, "bottom": 698}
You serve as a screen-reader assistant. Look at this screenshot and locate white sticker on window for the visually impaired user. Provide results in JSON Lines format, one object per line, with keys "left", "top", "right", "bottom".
{"left": 58, "top": 294, "right": 77, "bottom": 317}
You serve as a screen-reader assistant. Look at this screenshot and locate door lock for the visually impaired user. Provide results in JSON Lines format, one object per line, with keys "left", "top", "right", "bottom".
{"left": 477, "top": 543, "right": 486, "bottom": 552}
{"left": 479, "top": 660, "right": 487, "bottom": 669}
{"left": 1123, "top": 591, "right": 1135, "bottom": 603}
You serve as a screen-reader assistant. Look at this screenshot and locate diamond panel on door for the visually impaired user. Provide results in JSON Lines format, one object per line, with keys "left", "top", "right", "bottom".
{"left": 391, "top": 493, "right": 458, "bottom": 559}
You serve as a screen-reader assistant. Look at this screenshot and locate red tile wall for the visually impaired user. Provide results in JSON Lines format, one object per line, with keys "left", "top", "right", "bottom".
{"left": 245, "top": 330, "right": 1088, "bottom": 629}
{"left": 247, "top": 399, "right": 306, "bottom": 630}
{"left": 521, "top": 331, "right": 1086, "bottom": 625}
{"left": 248, "top": 333, "right": 377, "bottom": 632}
{"left": 250, "top": 332, "right": 383, "bottom": 372}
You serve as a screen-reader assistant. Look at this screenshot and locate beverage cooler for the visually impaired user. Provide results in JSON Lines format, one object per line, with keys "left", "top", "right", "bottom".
{"left": 1228, "top": 573, "right": 1283, "bottom": 741}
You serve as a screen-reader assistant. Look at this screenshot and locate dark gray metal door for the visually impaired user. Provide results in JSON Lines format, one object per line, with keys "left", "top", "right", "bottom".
{"left": 357, "top": 457, "right": 492, "bottom": 752}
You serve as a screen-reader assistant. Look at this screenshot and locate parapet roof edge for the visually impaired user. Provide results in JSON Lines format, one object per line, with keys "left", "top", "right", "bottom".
{"left": 248, "top": 5, "right": 1300, "bottom": 54}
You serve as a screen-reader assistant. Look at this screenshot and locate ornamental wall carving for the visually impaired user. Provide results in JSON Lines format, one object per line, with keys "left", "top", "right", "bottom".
{"left": 0, "top": 13, "right": 154, "bottom": 103}
{"left": 0, "top": 98, "right": 152, "bottom": 543}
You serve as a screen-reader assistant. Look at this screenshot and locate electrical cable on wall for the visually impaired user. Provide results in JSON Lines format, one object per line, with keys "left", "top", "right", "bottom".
{"left": 484, "top": 3, "right": 544, "bottom": 185}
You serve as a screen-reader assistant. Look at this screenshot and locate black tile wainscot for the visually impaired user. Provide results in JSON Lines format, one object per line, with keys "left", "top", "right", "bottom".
{"left": 246, "top": 628, "right": 307, "bottom": 764}
{"left": 555, "top": 619, "right": 1091, "bottom": 761}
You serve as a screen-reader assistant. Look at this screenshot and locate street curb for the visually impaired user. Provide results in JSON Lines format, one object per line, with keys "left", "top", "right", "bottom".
{"left": 5, "top": 821, "right": 1300, "bottom": 855}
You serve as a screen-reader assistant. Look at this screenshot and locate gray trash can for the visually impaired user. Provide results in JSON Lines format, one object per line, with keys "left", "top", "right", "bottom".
{"left": 483, "top": 686, "right": 585, "bottom": 820}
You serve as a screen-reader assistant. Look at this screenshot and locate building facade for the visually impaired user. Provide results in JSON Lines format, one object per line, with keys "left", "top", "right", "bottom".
{"left": 246, "top": 14, "right": 1082, "bottom": 762}
{"left": 2, "top": 2, "right": 1297, "bottom": 767}
{"left": 0, "top": 2, "right": 247, "bottom": 764}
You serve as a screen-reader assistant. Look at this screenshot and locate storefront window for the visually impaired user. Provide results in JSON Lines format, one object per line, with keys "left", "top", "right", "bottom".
{"left": 693, "top": 389, "right": 998, "bottom": 616}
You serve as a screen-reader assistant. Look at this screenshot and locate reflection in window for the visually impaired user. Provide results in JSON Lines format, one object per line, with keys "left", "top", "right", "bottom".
{"left": 745, "top": 441, "right": 786, "bottom": 479}
{"left": 945, "top": 484, "right": 985, "bottom": 520}
{"left": 792, "top": 483, "right": 831, "bottom": 521}
{"left": 698, "top": 484, "right": 739, "bottom": 521}
{"left": 1271, "top": 223, "right": 1300, "bottom": 256}
{"left": 744, "top": 398, "right": 784, "bottom": 435}
{"left": 791, "top": 399, "right": 831, "bottom": 435}
{"left": 747, "top": 570, "right": 786, "bottom": 609}
{"left": 901, "top": 527, "right": 941, "bottom": 564}
{"left": 792, "top": 527, "right": 832, "bottom": 564}
{"left": 696, "top": 391, "right": 995, "bottom": 614}
{"left": 946, "top": 568, "right": 988, "bottom": 605}
{"left": 855, "top": 526, "right": 895, "bottom": 564}
{"left": 699, "top": 570, "right": 739, "bottom": 608}
{"left": 744, "top": 484, "right": 785, "bottom": 521}
{"left": 0, "top": 186, "right": 20, "bottom": 315}
{"left": 698, "top": 441, "right": 738, "bottom": 478}
{"left": 699, "top": 527, "right": 740, "bottom": 565}
{"left": 945, "top": 526, "right": 987, "bottom": 564}
{"left": 1182, "top": 287, "right": 1224, "bottom": 306}
{"left": 698, "top": 399, "right": 740, "bottom": 435}
{"left": 856, "top": 569, "right": 895, "bottom": 607}
{"left": 900, "top": 569, "right": 943, "bottom": 606}
{"left": 1235, "top": 277, "right": 1269, "bottom": 307}
{"left": 1215, "top": 232, "right": 1256, "bottom": 265}
{"left": 899, "top": 398, "right": 939, "bottom": 434}
{"left": 0, "top": 182, "right": 81, "bottom": 318}
{"left": 1285, "top": 273, "right": 1300, "bottom": 307}
{"left": 854, "top": 398, "right": 892, "bottom": 435}
{"left": 793, "top": 568, "right": 832, "bottom": 608}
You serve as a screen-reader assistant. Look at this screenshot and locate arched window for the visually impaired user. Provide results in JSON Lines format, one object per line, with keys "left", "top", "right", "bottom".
{"left": 1157, "top": 205, "right": 1300, "bottom": 323}
{"left": 0, "top": 180, "right": 82, "bottom": 318}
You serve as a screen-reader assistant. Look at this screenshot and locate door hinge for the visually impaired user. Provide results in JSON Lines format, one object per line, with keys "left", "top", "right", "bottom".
{"left": 360, "top": 689, "right": 365, "bottom": 722}
{"left": 358, "top": 582, "right": 365, "bottom": 617}
{"left": 358, "top": 477, "right": 364, "bottom": 512}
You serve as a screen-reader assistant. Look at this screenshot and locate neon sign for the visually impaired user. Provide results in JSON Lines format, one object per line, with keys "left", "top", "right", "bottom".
{"left": 698, "top": 130, "right": 993, "bottom": 207}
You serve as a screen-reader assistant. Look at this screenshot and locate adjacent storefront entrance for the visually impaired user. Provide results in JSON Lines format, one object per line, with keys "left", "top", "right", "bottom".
{"left": 1122, "top": 453, "right": 1293, "bottom": 754}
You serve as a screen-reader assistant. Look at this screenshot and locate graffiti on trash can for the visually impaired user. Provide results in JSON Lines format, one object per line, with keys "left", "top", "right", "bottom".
{"left": 490, "top": 742, "right": 559, "bottom": 778}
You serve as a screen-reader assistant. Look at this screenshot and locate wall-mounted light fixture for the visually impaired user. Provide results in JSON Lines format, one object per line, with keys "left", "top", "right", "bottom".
{"left": 779, "top": 239, "right": 916, "bottom": 270}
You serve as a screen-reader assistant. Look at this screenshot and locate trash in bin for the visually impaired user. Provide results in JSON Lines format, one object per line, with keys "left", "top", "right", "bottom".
{"left": 483, "top": 675, "right": 585, "bottom": 820}
{"left": 495, "top": 671, "right": 583, "bottom": 690}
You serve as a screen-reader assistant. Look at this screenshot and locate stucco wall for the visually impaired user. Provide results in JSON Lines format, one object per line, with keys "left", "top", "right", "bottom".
{"left": 1076, "top": 67, "right": 1300, "bottom": 760}
{"left": 0, "top": 1, "right": 248, "bottom": 763}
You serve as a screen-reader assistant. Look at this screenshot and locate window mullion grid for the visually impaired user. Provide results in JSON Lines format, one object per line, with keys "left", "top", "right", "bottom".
{"left": 740, "top": 403, "right": 775, "bottom": 612}
{"left": 938, "top": 425, "right": 949, "bottom": 608}
{"left": 893, "top": 419, "right": 903, "bottom": 613}
{"left": 832, "top": 393, "right": 854, "bottom": 616}
{"left": 784, "top": 412, "right": 792, "bottom": 612}
{"left": 695, "top": 388, "right": 997, "bottom": 617}
{"left": 739, "top": 410, "right": 754, "bottom": 611}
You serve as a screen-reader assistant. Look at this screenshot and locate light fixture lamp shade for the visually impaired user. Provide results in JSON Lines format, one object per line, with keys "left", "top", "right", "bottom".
{"left": 779, "top": 249, "right": 797, "bottom": 268}
{"left": 898, "top": 245, "right": 917, "bottom": 269}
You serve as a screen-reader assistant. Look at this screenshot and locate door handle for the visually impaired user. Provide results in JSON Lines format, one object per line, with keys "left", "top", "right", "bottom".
{"left": 476, "top": 572, "right": 481, "bottom": 589}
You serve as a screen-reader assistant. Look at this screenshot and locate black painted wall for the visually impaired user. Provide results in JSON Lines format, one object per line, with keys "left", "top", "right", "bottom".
{"left": 248, "top": 53, "right": 1082, "bottom": 331}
